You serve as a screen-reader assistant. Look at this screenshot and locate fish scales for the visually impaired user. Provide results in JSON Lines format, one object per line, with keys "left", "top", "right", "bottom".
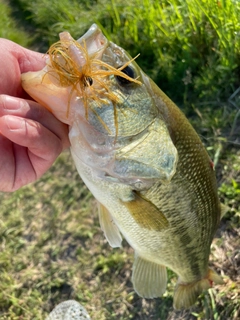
{"left": 21, "top": 24, "right": 224, "bottom": 309}
{"left": 137, "top": 82, "right": 220, "bottom": 278}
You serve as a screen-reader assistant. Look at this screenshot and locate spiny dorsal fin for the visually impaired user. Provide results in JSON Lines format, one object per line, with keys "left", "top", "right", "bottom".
{"left": 132, "top": 254, "right": 167, "bottom": 298}
{"left": 98, "top": 202, "right": 122, "bottom": 248}
{"left": 123, "top": 191, "right": 168, "bottom": 231}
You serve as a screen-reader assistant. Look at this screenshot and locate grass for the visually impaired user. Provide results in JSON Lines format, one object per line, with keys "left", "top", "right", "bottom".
{"left": 0, "top": 0, "right": 240, "bottom": 319}
{"left": 10, "top": 0, "right": 240, "bottom": 104}
{"left": 0, "top": 0, "right": 31, "bottom": 46}
{"left": 0, "top": 153, "right": 239, "bottom": 319}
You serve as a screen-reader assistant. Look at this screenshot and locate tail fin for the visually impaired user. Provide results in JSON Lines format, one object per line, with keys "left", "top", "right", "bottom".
{"left": 173, "top": 268, "right": 224, "bottom": 310}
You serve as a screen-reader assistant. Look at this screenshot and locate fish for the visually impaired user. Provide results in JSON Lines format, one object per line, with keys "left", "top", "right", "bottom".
{"left": 21, "top": 24, "right": 225, "bottom": 309}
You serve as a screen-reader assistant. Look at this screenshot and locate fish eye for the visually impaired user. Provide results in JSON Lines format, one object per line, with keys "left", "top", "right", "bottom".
{"left": 116, "top": 65, "right": 135, "bottom": 85}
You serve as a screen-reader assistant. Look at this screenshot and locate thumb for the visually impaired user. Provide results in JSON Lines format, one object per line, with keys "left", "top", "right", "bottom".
{"left": 0, "top": 39, "right": 47, "bottom": 97}
{"left": 17, "top": 45, "right": 47, "bottom": 74}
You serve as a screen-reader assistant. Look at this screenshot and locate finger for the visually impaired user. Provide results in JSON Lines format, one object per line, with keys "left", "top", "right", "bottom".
{"left": 0, "top": 115, "right": 63, "bottom": 177}
{"left": 0, "top": 39, "right": 47, "bottom": 97}
{"left": 0, "top": 95, "right": 70, "bottom": 150}
{"left": 17, "top": 45, "right": 47, "bottom": 74}
{"left": 0, "top": 38, "right": 46, "bottom": 73}
{"left": 0, "top": 134, "right": 15, "bottom": 191}
{"left": 0, "top": 134, "right": 38, "bottom": 192}
{"left": 16, "top": 42, "right": 47, "bottom": 98}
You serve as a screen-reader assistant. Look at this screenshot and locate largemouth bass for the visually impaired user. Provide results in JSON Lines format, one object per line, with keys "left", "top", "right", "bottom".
{"left": 21, "top": 24, "right": 224, "bottom": 309}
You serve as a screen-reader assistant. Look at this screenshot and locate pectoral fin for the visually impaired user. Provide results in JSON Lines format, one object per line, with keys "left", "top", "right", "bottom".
{"left": 123, "top": 192, "right": 168, "bottom": 231}
{"left": 98, "top": 203, "right": 122, "bottom": 248}
{"left": 132, "top": 254, "right": 167, "bottom": 298}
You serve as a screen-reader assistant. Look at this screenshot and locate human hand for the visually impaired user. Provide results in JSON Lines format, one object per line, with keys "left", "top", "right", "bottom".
{"left": 0, "top": 39, "right": 70, "bottom": 192}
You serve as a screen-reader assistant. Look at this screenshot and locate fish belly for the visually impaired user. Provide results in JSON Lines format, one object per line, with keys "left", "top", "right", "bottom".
{"left": 71, "top": 147, "right": 209, "bottom": 282}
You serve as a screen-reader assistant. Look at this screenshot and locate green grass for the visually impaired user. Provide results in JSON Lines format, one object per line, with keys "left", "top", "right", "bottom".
{"left": 11, "top": 0, "right": 240, "bottom": 105}
{"left": 0, "top": 152, "right": 239, "bottom": 319}
{"left": 11, "top": 0, "right": 240, "bottom": 153}
{"left": 0, "top": 0, "right": 31, "bottom": 46}
{"left": 0, "top": 0, "right": 240, "bottom": 319}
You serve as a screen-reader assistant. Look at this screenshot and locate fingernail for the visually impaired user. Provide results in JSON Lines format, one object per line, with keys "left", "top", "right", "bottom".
{"left": 5, "top": 116, "right": 24, "bottom": 131}
{"left": 0, "top": 95, "right": 25, "bottom": 110}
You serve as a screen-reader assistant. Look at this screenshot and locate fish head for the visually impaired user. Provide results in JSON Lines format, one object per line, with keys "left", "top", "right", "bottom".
{"left": 22, "top": 24, "right": 108, "bottom": 125}
{"left": 22, "top": 24, "right": 178, "bottom": 189}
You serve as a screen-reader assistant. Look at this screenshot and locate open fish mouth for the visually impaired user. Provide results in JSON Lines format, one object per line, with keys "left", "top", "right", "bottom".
{"left": 21, "top": 24, "right": 108, "bottom": 124}
{"left": 45, "top": 24, "right": 109, "bottom": 90}
{"left": 21, "top": 24, "right": 140, "bottom": 126}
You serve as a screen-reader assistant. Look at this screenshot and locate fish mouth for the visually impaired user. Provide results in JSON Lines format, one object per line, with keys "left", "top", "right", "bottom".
{"left": 21, "top": 24, "right": 108, "bottom": 125}
{"left": 76, "top": 23, "right": 108, "bottom": 57}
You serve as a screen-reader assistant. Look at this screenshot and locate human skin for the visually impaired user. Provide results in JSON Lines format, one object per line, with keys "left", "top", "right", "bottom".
{"left": 0, "top": 39, "right": 70, "bottom": 192}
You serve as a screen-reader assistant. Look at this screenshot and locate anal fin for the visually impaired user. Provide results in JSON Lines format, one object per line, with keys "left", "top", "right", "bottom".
{"left": 98, "top": 202, "right": 122, "bottom": 248}
{"left": 132, "top": 254, "right": 167, "bottom": 298}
